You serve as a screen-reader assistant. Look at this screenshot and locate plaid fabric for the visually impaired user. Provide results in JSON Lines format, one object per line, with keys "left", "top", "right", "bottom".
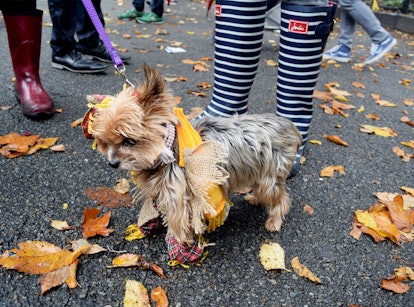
{"left": 139, "top": 217, "right": 164, "bottom": 237}
{"left": 166, "top": 233, "right": 204, "bottom": 264}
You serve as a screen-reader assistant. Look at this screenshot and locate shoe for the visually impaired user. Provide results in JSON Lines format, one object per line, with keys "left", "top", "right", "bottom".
{"left": 364, "top": 36, "right": 397, "bottom": 65}
{"left": 323, "top": 44, "right": 351, "bottom": 63}
{"left": 118, "top": 8, "right": 144, "bottom": 19}
{"left": 80, "top": 40, "right": 131, "bottom": 63}
{"left": 52, "top": 50, "right": 107, "bottom": 73}
{"left": 135, "top": 12, "right": 164, "bottom": 24}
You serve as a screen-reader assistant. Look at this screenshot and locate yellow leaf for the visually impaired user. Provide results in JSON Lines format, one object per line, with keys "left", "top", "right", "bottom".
{"left": 401, "top": 186, "right": 414, "bottom": 196}
{"left": 357, "top": 106, "right": 365, "bottom": 113}
{"left": 27, "top": 137, "right": 59, "bottom": 155}
{"left": 124, "top": 280, "right": 150, "bottom": 307}
{"left": 0, "top": 241, "right": 88, "bottom": 274}
{"left": 394, "top": 266, "right": 414, "bottom": 280}
{"left": 51, "top": 220, "right": 73, "bottom": 230}
{"left": 125, "top": 224, "right": 145, "bottom": 241}
{"left": 113, "top": 178, "right": 130, "bottom": 194}
{"left": 309, "top": 140, "right": 322, "bottom": 145}
{"left": 266, "top": 59, "right": 278, "bottom": 67}
{"left": 359, "top": 124, "right": 397, "bottom": 137}
{"left": 291, "top": 257, "right": 322, "bottom": 284}
{"left": 259, "top": 242, "right": 289, "bottom": 271}
{"left": 354, "top": 210, "right": 379, "bottom": 232}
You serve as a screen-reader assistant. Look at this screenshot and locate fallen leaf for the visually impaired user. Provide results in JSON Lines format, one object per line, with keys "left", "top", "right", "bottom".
{"left": 70, "top": 239, "right": 106, "bottom": 255}
{"left": 401, "top": 140, "right": 414, "bottom": 149}
{"left": 0, "top": 241, "right": 88, "bottom": 275}
{"left": 39, "top": 262, "right": 74, "bottom": 294}
{"left": 401, "top": 116, "right": 414, "bottom": 127}
{"left": 323, "top": 134, "right": 349, "bottom": 146}
{"left": 124, "top": 280, "right": 151, "bottom": 307}
{"left": 303, "top": 205, "right": 314, "bottom": 215}
{"left": 151, "top": 286, "right": 168, "bottom": 307}
{"left": 381, "top": 276, "right": 410, "bottom": 294}
{"left": 401, "top": 186, "right": 414, "bottom": 196}
{"left": 50, "top": 144, "right": 66, "bottom": 152}
{"left": 309, "top": 139, "right": 322, "bottom": 145}
{"left": 109, "top": 254, "right": 167, "bottom": 279}
{"left": 259, "top": 242, "right": 289, "bottom": 271}
{"left": 291, "top": 257, "right": 322, "bottom": 284}
{"left": 376, "top": 99, "right": 396, "bottom": 107}
{"left": 51, "top": 220, "right": 73, "bottom": 230}
{"left": 85, "top": 186, "right": 133, "bottom": 208}
{"left": 359, "top": 124, "right": 397, "bottom": 137}
{"left": 352, "top": 81, "right": 366, "bottom": 89}
{"left": 365, "top": 113, "right": 380, "bottom": 120}
{"left": 113, "top": 178, "right": 130, "bottom": 195}
{"left": 81, "top": 207, "right": 114, "bottom": 238}
{"left": 320, "top": 165, "right": 345, "bottom": 177}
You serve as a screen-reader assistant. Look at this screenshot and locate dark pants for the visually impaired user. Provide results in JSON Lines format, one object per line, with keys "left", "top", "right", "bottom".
{"left": 48, "top": 0, "right": 103, "bottom": 56}
{"left": 132, "top": 0, "right": 164, "bottom": 17}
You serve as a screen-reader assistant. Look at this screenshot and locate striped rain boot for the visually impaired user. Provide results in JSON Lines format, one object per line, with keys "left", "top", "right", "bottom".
{"left": 276, "top": 2, "right": 337, "bottom": 176}
{"left": 202, "top": 0, "right": 267, "bottom": 117}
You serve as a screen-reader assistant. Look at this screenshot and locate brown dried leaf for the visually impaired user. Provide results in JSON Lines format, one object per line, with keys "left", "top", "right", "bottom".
{"left": 85, "top": 186, "right": 133, "bottom": 208}
{"left": 303, "top": 205, "right": 314, "bottom": 215}
{"left": 81, "top": 207, "right": 114, "bottom": 238}
{"left": 109, "top": 254, "right": 167, "bottom": 279}
{"left": 40, "top": 263, "right": 72, "bottom": 294}
{"left": 313, "top": 90, "right": 333, "bottom": 102}
{"left": 323, "top": 134, "right": 349, "bottom": 146}
{"left": 352, "top": 81, "right": 366, "bottom": 89}
{"left": 291, "top": 257, "right": 322, "bottom": 284}
{"left": 320, "top": 165, "right": 345, "bottom": 177}
{"left": 151, "top": 286, "right": 169, "bottom": 307}
{"left": 401, "top": 116, "right": 414, "bottom": 127}
{"left": 381, "top": 276, "right": 410, "bottom": 294}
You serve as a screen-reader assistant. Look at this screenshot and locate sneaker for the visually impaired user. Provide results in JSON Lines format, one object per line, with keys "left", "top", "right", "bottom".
{"left": 364, "top": 35, "right": 397, "bottom": 65}
{"left": 323, "top": 44, "right": 351, "bottom": 63}
{"left": 135, "top": 12, "right": 164, "bottom": 24}
{"left": 118, "top": 8, "right": 144, "bottom": 19}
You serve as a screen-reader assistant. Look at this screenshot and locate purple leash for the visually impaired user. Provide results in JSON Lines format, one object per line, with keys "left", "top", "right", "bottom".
{"left": 81, "top": 0, "right": 134, "bottom": 87}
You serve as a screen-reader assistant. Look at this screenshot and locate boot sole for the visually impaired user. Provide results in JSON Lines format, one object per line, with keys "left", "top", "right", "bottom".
{"left": 51, "top": 62, "right": 108, "bottom": 74}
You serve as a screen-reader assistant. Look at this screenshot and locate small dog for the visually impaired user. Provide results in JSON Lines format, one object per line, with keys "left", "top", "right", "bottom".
{"left": 91, "top": 64, "right": 302, "bottom": 246}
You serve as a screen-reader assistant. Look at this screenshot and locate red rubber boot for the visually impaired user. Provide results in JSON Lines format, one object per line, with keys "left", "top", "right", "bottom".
{"left": 4, "top": 13, "right": 54, "bottom": 120}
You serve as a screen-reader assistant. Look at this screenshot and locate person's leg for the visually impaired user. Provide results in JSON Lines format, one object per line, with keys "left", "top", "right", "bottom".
{"left": 276, "top": 2, "right": 336, "bottom": 175}
{"left": 339, "top": 0, "right": 388, "bottom": 44}
{"left": 202, "top": 0, "right": 267, "bottom": 117}
{"left": 76, "top": 0, "right": 102, "bottom": 50}
{"left": 337, "top": 10, "right": 356, "bottom": 49}
{"left": 151, "top": 0, "right": 164, "bottom": 17}
{"left": 48, "top": 0, "right": 78, "bottom": 57}
{"left": 3, "top": 1, "right": 54, "bottom": 120}
{"left": 118, "top": 0, "right": 145, "bottom": 19}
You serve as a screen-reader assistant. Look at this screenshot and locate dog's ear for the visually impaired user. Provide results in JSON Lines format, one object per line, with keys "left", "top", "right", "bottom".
{"left": 139, "top": 63, "right": 165, "bottom": 102}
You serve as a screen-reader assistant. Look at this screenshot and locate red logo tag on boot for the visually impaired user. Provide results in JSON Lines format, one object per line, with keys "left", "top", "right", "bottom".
{"left": 215, "top": 5, "right": 222, "bottom": 17}
{"left": 288, "top": 19, "right": 309, "bottom": 34}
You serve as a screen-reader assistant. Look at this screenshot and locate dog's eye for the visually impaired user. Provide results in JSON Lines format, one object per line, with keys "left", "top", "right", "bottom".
{"left": 122, "top": 138, "right": 137, "bottom": 146}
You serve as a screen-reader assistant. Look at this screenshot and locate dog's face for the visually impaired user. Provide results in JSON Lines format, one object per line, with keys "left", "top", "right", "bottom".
{"left": 91, "top": 65, "right": 178, "bottom": 171}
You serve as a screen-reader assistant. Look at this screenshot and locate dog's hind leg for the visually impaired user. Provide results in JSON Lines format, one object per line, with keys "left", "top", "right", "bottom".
{"left": 249, "top": 182, "right": 291, "bottom": 232}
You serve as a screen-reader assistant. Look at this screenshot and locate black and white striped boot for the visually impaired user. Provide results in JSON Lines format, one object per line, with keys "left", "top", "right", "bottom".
{"left": 276, "top": 2, "right": 337, "bottom": 176}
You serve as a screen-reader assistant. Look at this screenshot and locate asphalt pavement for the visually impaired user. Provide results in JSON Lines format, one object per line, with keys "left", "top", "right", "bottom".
{"left": 1, "top": 0, "right": 414, "bottom": 306}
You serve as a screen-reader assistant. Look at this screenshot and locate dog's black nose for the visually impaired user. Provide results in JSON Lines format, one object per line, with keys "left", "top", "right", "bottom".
{"left": 109, "top": 160, "right": 120, "bottom": 168}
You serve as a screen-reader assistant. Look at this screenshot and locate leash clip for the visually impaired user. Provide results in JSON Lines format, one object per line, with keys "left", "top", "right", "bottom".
{"left": 115, "top": 64, "right": 135, "bottom": 88}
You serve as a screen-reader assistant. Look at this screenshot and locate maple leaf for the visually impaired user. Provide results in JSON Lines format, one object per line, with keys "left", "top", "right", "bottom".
{"left": 81, "top": 207, "right": 114, "bottom": 238}
{"left": 0, "top": 241, "right": 89, "bottom": 275}
{"left": 124, "top": 280, "right": 151, "bottom": 307}
{"left": 291, "top": 257, "right": 322, "bottom": 284}
{"left": 108, "top": 253, "right": 167, "bottom": 279}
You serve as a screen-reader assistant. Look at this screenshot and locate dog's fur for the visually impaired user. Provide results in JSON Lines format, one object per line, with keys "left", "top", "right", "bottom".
{"left": 92, "top": 64, "right": 302, "bottom": 244}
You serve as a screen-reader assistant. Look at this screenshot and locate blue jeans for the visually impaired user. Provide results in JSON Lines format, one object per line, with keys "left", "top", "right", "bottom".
{"left": 337, "top": 0, "right": 389, "bottom": 48}
{"left": 48, "top": 0, "right": 103, "bottom": 56}
{"left": 133, "top": 0, "right": 164, "bottom": 17}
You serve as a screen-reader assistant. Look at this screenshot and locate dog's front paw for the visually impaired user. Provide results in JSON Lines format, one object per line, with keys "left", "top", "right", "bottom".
{"left": 265, "top": 216, "right": 283, "bottom": 232}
